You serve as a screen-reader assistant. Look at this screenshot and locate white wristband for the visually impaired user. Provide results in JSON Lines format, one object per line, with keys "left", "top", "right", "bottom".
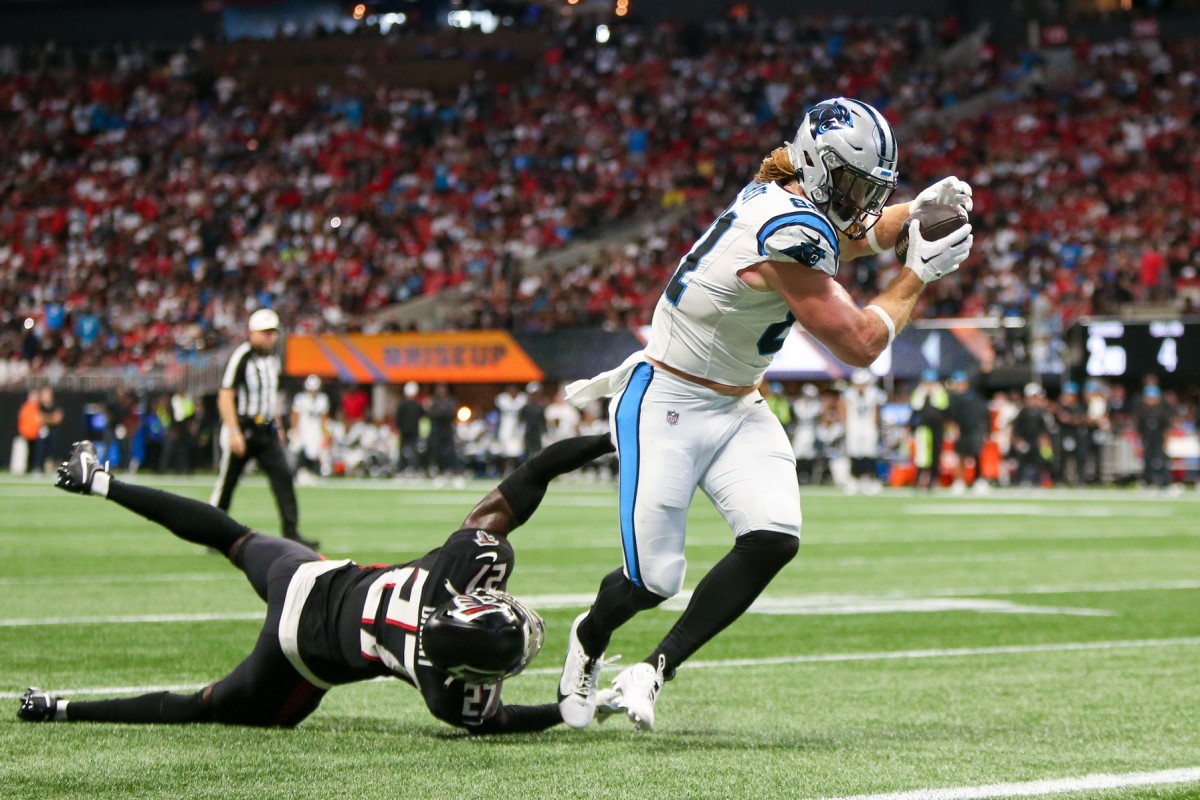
{"left": 866, "top": 225, "right": 886, "bottom": 255}
{"left": 865, "top": 304, "right": 896, "bottom": 347}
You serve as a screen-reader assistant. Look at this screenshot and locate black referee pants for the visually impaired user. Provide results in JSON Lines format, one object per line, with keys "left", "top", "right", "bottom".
{"left": 211, "top": 423, "right": 300, "bottom": 538}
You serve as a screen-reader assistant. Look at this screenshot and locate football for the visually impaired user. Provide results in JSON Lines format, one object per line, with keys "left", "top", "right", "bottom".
{"left": 893, "top": 202, "right": 969, "bottom": 262}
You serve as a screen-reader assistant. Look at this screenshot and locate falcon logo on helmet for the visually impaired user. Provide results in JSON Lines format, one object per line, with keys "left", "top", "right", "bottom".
{"left": 787, "top": 97, "right": 898, "bottom": 240}
{"left": 420, "top": 589, "right": 546, "bottom": 684}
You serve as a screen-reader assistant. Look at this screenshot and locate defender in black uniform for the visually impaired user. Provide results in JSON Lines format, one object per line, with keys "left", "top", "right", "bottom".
{"left": 18, "top": 434, "right": 615, "bottom": 733}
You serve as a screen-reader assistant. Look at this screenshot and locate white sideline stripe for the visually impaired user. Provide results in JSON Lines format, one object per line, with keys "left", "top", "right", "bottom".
{"left": 817, "top": 767, "right": 1200, "bottom": 800}
{"left": 520, "top": 636, "right": 1200, "bottom": 676}
{"left": 0, "top": 612, "right": 263, "bottom": 627}
{"left": 0, "top": 573, "right": 238, "bottom": 587}
{"left": 6, "top": 637, "right": 1198, "bottom": 699}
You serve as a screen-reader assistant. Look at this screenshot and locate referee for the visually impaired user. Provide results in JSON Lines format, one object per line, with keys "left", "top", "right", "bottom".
{"left": 210, "top": 309, "right": 317, "bottom": 549}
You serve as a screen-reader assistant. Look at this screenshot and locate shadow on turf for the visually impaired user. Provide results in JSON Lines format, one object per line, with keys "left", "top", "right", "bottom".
{"left": 308, "top": 715, "right": 833, "bottom": 750}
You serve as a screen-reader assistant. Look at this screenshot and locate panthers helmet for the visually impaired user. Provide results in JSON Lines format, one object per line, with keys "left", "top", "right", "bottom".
{"left": 787, "top": 98, "right": 898, "bottom": 239}
{"left": 420, "top": 589, "right": 545, "bottom": 684}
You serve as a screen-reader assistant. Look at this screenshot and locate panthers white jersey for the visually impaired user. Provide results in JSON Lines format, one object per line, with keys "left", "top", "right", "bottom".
{"left": 842, "top": 385, "right": 885, "bottom": 458}
{"left": 292, "top": 391, "right": 330, "bottom": 440}
{"left": 646, "top": 180, "right": 840, "bottom": 386}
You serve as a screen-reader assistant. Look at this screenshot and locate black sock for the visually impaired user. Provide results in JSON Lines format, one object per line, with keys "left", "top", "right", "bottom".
{"left": 66, "top": 692, "right": 211, "bottom": 724}
{"left": 649, "top": 530, "right": 798, "bottom": 679}
{"left": 106, "top": 480, "right": 252, "bottom": 556}
{"left": 498, "top": 434, "right": 614, "bottom": 525}
{"left": 576, "top": 568, "right": 667, "bottom": 656}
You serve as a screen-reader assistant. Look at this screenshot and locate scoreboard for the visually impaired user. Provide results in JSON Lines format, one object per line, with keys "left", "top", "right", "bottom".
{"left": 1076, "top": 319, "right": 1199, "bottom": 380}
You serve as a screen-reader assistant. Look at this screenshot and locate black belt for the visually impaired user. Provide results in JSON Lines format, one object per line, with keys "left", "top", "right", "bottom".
{"left": 239, "top": 415, "right": 275, "bottom": 428}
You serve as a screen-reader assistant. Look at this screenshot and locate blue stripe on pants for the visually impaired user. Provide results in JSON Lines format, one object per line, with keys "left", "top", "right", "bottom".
{"left": 615, "top": 362, "right": 653, "bottom": 587}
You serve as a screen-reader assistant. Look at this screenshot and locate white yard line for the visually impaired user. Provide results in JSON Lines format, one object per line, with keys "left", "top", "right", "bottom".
{"left": 3, "top": 581, "right": 1197, "bottom": 625}
{"left": 521, "top": 637, "right": 1200, "bottom": 675}
{"left": 817, "top": 767, "right": 1200, "bottom": 800}
{"left": 5, "top": 637, "right": 1197, "bottom": 699}
{"left": 0, "top": 551, "right": 1188, "bottom": 585}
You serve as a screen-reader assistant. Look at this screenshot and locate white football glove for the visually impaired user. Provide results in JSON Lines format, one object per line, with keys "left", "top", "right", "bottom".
{"left": 911, "top": 175, "right": 973, "bottom": 215}
{"left": 905, "top": 219, "right": 973, "bottom": 283}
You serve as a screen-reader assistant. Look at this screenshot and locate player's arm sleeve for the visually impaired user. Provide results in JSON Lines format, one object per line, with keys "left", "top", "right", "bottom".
{"left": 470, "top": 702, "right": 562, "bottom": 733}
{"left": 496, "top": 433, "right": 614, "bottom": 526}
{"left": 757, "top": 212, "right": 840, "bottom": 277}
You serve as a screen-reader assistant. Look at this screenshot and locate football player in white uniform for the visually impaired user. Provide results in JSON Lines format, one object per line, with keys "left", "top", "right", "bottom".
{"left": 494, "top": 384, "right": 528, "bottom": 473}
{"left": 290, "top": 375, "right": 331, "bottom": 482}
{"left": 557, "top": 97, "right": 974, "bottom": 731}
{"left": 841, "top": 369, "right": 887, "bottom": 494}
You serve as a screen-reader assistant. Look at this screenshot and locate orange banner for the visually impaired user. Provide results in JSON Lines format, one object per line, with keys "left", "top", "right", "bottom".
{"left": 285, "top": 332, "right": 544, "bottom": 385}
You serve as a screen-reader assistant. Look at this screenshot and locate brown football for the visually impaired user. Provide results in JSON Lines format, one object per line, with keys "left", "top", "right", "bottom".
{"left": 893, "top": 202, "right": 969, "bottom": 262}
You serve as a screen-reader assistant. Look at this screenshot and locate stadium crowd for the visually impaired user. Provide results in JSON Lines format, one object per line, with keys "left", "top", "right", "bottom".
{"left": 1, "top": 17, "right": 1197, "bottom": 394}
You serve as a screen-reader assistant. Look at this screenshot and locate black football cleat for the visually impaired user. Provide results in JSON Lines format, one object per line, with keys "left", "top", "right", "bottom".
{"left": 55, "top": 441, "right": 107, "bottom": 495}
{"left": 17, "top": 688, "right": 60, "bottom": 722}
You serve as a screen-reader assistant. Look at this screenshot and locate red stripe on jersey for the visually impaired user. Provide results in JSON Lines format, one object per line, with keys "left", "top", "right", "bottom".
{"left": 384, "top": 618, "right": 417, "bottom": 631}
{"left": 360, "top": 651, "right": 382, "bottom": 662}
{"left": 360, "top": 617, "right": 374, "bottom": 624}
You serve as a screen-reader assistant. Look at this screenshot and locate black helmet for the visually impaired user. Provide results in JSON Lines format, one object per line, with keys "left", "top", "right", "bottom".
{"left": 421, "top": 589, "right": 545, "bottom": 683}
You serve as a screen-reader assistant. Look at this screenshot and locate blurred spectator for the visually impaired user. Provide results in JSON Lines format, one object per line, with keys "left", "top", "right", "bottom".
{"left": 1135, "top": 385, "right": 1173, "bottom": 490}
{"left": 426, "top": 384, "right": 461, "bottom": 480}
{"left": 341, "top": 385, "right": 370, "bottom": 425}
{"left": 1011, "top": 383, "right": 1054, "bottom": 487}
{"left": 1054, "top": 382, "right": 1090, "bottom": 486}
{"left": 394, "top": 381, "right": 426, "bottom": 475}
{"left": 520, "top": 381, "right": 547, "bottom": 462}
{"left": 948, "top": 371, "right": 990, "bottom": 492}
{"left": 34, "top": 386, "right": 64, "bottom": 474}
{"left": 162, "top": 390, "right": 196, "bottom": 473}
{"left": 15, "top": 388, "right": 41, "bottom": 473}
{"left": 543, "top": 384, "right": 581, "bottom": 444}
{"left": 910, "top": 370, "right": 950, "bottom": 491}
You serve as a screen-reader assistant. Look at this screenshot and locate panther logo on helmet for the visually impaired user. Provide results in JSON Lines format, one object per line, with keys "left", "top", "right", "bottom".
{"left": 809, "top": 101, "right": 854, "bottom": 135}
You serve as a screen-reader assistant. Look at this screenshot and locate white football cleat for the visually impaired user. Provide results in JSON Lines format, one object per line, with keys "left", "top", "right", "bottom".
{"left": 557, "top": 612, "right": 608, "bottom": 729}
{"left": 611, "top": 655, "right": 666, "bottom": 732}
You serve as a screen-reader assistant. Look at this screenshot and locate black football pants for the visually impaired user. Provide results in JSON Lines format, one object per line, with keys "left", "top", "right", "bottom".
{"left": 211, "top": 423, "right": 300, "bottom": 538}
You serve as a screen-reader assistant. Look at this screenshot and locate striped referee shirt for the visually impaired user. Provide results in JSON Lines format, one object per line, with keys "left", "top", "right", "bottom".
{"left": 221, "top": 342, "right": 281, "bottom": 421}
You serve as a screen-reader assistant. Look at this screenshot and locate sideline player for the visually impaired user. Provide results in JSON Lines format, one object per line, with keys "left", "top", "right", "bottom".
{"left": 290, "top": 374, "right": 331, "bottom": 482}
{"left": 557, "top": 97, "right": 973, "bottom": 731}
{"left": 19, "top": 434, "right": 614, "bottom": 732}
{"left": 840, "top": 369, "right": 886, "bottom": 494}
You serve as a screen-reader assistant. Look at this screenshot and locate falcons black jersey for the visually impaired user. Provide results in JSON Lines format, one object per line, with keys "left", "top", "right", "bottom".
{"left": 291, "top": 528, "right": 515, "bottom": 729}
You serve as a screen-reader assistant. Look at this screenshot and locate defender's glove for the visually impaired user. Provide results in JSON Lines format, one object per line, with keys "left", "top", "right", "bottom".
{"left": 905, "top": 219, "right": 973, "bottom": 284}
{"left": 911, "top": 175, "right": 973, "bottom": 215}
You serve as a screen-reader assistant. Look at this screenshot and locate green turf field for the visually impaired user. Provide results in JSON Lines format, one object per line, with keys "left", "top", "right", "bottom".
{"left": 1, "top": 474, "right": 1198, "bottom": 800}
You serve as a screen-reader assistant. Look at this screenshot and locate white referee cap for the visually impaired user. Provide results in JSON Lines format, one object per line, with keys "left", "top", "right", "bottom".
{"left": 248, "top": 308, "right": 281, "bottom": 332}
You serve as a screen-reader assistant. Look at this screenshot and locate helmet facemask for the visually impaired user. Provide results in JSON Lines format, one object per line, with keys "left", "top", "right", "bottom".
{"left": 819, "top": 150, "right": 896, "bottom": 240}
